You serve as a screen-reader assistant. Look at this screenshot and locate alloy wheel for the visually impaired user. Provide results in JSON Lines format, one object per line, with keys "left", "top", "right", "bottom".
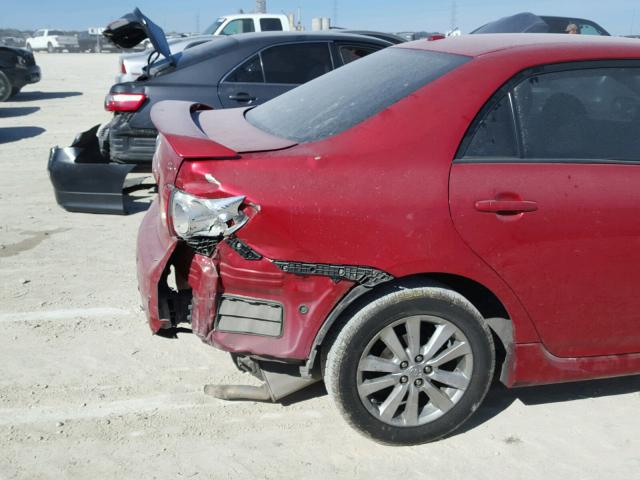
{"left": 356, "top": 315, "right": 473, "bottom": 427}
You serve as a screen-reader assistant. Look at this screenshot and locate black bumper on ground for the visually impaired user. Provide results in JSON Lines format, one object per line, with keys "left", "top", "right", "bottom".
{"left": 48, "top": 125, "right": 149, "bottom": 215}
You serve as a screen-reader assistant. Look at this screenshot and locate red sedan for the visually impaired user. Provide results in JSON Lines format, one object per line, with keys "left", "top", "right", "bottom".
{"left": 137, "top": 34, "right": 640, "bottom": 445}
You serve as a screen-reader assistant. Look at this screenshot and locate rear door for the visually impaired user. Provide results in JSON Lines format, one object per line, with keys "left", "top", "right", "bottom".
{"left": 449, "top": 61, "right": 640, "bottom": 357}
{"left": 217, "top": 42, "right": 333, "bottom": 108}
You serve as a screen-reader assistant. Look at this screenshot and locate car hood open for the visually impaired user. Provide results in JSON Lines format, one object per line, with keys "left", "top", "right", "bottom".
{"left": 103, "top": 8, "right": 173, "bottom": 62}
{"left": 471, "top": 12, "right": 549, "bottom": 34}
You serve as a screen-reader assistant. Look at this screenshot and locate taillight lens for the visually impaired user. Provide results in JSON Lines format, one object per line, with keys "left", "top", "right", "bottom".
{"left": 168, "top": 190, "right": 249, "bottom": 239}
{"left": 120, "top": 60, "right": 127, "bottom": 74}
{"left": 104, "top": 93, "right": 146, "bottom": 112}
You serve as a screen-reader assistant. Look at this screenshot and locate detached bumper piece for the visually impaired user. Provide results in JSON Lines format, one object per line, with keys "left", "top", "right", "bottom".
{"left": 48, "top": 125, "right": 150, "bottom": 214}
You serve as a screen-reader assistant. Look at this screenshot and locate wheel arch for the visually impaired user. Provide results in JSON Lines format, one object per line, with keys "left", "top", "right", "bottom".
{"left": 304, "top": 273, "right": 513, "bottom": 383}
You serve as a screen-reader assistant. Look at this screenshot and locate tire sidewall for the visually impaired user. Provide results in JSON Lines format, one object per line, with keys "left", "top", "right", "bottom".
{"left": 0, "top": 71, "right": 12, "bottom": 102}
{"left": 329, "top": 288, "right": 494, "bottom": 445}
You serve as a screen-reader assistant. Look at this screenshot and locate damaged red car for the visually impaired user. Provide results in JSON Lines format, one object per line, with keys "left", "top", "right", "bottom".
{"left": 137, "top": 34, "right": 640, "bottom": 445}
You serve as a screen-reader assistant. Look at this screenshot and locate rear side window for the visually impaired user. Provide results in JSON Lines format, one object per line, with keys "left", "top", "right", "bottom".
{"left": 261, "top": 43, "right": 332, "bottom": 84}
{"left": 221, "top": 19, "right": 255, "bottom": 35}
{"left": 260, "top": 18, "right": 283, "bottom": 31}
{"left": 339, "top": 45, "right": 379, "bottom": 65}
{"left": 225, "top": 54, "right": 264, "bottom": 83}
{"left": 464, "top": 96, "right": 518, "bottom": 158}
{"left": 247, "top": 48, "right": 469, "bottom": 143}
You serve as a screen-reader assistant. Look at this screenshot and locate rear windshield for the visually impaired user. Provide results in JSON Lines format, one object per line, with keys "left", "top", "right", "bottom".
{"left": 246, "top": 48, "right": 468, "bottom": 143}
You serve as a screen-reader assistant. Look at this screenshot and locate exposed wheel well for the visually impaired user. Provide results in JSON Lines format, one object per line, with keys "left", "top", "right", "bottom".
{"left": 313, "top": 273, "right": 511, "bottom": 379}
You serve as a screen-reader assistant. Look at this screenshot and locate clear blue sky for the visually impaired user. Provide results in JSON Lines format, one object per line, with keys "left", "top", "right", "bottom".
{"left": 3, "top": 0, "right": 639, "bottom": 35}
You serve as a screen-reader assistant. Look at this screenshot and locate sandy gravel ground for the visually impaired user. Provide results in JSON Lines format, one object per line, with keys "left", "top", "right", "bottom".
{"left": 0, "top": 53, "right": 639, "bottom": 480}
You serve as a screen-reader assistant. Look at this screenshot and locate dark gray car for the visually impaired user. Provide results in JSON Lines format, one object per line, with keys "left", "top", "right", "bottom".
{"left": 48, "top": 8, "right": 391, "bottom": 214}
{"left": 103, "top": 32, "right": 389, "bottom": 164}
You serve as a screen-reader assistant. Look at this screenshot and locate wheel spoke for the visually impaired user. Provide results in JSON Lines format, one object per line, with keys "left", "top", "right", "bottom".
{"left": 379, "top": 383, "right": 408, "bottom": 422}
{"left": 421, "top": 381, "right": 454, "bottom": 412}
{"left": 405, "top": 317, "right": 422, "bottom": 359}
{"left": 420, "top": 323, "right": 455, "bottom": 360}
{"left": 428, "top": 341, "right": 471, "bottom": 367}
{"left": 402, "top": 385, "right": 420, "bottom": 425}
{"left": 359, "top": 356, "right": 400, "bottom": 373}
{"left": 358, "top": 374, "right": 397, "bottom": 396}
{"left": 380, "top": 326, "right": 409, "bottom": 363}
{"left": 430, "top": 369, "right": 469, "bottom": 390}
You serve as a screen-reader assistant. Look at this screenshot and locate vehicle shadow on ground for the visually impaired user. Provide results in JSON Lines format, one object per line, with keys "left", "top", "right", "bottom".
{"left": 279, "top": 374, "right": 640, "bottom": 428}
{"left": 124, "top": 196, "right": 153, "bottom": 214}
{"left": 0, "top": 126, "right": 45, "bottom": 144}
{"left": 453, "top": 374, "right": 640, "bottom": 437}
{"left": 12, "top": 91, "right": 82, "bottom": 102}
{"left": 0, "top": 106, "right": 40, "bottom": 118}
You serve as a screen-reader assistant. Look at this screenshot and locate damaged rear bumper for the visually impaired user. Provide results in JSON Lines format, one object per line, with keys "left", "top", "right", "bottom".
{"left": 136, "top": 199, "right": 179, "bottom": 332}
{"left": 47, "top": 125, "right": 149, "bottom": 214}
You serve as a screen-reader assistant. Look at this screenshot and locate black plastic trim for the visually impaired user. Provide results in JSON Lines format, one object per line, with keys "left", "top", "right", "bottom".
{"left": 273, "top": 260, "right": 393, "bottom": 288}
{"left": 226, "top": 236, "right": 262, "bottom": 260}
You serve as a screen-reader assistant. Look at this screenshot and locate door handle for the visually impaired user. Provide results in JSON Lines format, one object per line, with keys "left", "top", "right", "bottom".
{"left": 474, "top": 199, "right": 538, "bottom": 214}
{"left": 228, "top": 92, "right": 256, "bottom": 102}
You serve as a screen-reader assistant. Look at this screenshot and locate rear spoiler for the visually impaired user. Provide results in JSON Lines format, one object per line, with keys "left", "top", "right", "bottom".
{"left": 151, "top": 101, "right": 240, "bottom": 160}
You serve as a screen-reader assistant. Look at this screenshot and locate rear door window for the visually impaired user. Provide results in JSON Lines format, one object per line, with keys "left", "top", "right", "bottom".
{"left": 460, "top": 64, "right": 640, "bottom": 162}
{"left": 260, "top": 18, "right": 283, "bottom": 31}
{"left": 261, "top": 43, "right": 332, "bottom": 84}
{"left": 221, "top": 19, "right": 255, "bottom": 35}
{"left": 515, "top": 68, "right": 640, "bottom": 161}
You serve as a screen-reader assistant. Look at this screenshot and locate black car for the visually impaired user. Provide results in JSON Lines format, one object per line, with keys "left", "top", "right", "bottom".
{"left": 48, "top": 9, "right": 392, "bottom": 214}
{"left": 0, "top": 46, "right": 40, "bottom": 101}
{"left": 471, "top": 12, "right": 610, "bottom": 35}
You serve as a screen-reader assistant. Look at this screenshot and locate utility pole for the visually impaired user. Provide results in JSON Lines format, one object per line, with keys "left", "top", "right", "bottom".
{"left": 450, "top": 1, "right": 458, "bottom": 31}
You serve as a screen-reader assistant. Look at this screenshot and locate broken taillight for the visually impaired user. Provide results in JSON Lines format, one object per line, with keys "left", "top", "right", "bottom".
{"left": 104, "top": 93, "right": 147, "bottom": 112}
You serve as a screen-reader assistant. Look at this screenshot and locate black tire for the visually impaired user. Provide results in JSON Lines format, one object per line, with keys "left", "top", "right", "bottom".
{"left": 47, "top": 43, "right": 54, "bottom": 53}
{"left": 324, "top": 285, "right": 495, "bottom": 445}
{"left": 0, "top": 71, "right": 12, "bottom": 102}
{"left": 10, "top": 87, "right": 21, "bottom": 98}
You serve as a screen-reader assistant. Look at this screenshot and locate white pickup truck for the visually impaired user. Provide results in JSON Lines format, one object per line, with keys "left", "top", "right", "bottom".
{"left": 202, "top": 13, "right": 291, "bottom": 35}
{"left": 26, "top": 29, "right": 80, "bottom": 53}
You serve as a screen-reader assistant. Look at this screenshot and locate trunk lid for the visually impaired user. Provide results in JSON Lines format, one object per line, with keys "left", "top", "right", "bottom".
{"left": 103, "top": 8, "right": 173, "bottom": 63}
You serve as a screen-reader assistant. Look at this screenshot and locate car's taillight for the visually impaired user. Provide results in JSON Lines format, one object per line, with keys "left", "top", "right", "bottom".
{"left": 104, "top": 93, "right": 146, "bottom": 112}
{"left": 120, "top": 60, "right": 127, "bottom": 74}
{"left": 427, "top": 34, "right": 445, "bottom": 41}
{"left": 168, "top": 190, "right": 250, "bottom": 240}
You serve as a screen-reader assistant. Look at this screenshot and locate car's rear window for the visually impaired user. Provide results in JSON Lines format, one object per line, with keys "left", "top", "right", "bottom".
{"left": 246, "top": 47, "right": 469, "bottom": 143}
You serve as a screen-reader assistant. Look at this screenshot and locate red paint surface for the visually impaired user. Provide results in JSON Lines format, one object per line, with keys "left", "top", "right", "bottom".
{"left": 136, "top": 199, "right": 177, "bottom": 332}
{"left": 137, "top": 35, "right": 640, "bottom": 386}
